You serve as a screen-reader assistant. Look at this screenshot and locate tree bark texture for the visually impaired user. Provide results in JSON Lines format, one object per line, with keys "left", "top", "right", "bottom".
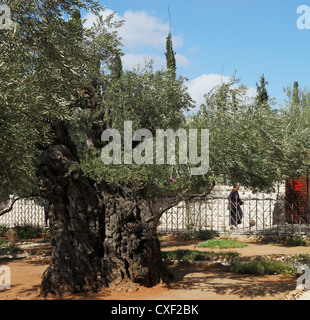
{"left": 37, "top": 145, "right": 106, "bottom": 295}
{"left": 102, "top": 190, "right": 171, "bottom": 291}
{"left": 36, "top": 145, "right": 170, "bottom": 295}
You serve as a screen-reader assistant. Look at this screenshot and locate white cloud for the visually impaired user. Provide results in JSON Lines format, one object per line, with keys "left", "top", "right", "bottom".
{"left": 187, "top": 74, "right": 257, "bottom": 111}
{"left": 120, "top": 52, "right": 189, "bottom": 70}
{"left": 120, "top": 52, "right": 189, "bottom": 71}
{"left": 122, "top": 53, "right": 166, "bottom": 70}
{"left": 83, "top": 9, "right": 184, "bottom": 51}
{"left": 83, "top": 9, "right": 115, "bottom": 29}
{"left": 83, "top": 9, "right": 188, "bottom": 72}
{"left": 175, "top": 53, "right": 189, "bottom": 67}
{"left": 246, "top": 86, "right": 258, "bottom": 99}
{"left": 187, "top": 74, "right": 231, "bottom": 108}
{"left": 188, "top": 45, "right": 200, "bottom": 54}
{"left": 120, "top": 10, "right": 183, "bottom": 51}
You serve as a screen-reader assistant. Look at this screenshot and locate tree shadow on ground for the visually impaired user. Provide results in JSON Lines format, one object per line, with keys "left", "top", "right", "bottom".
{"left": 166, "top": 263, "right": 296, "bottom": 299}
{"left": 27, "top": 258, "right": 51, "bottom": 266}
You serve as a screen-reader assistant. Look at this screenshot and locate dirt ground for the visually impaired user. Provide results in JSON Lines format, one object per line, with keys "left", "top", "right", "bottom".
{"left": 1, "top": 235, "right": 310, "bottom": 300}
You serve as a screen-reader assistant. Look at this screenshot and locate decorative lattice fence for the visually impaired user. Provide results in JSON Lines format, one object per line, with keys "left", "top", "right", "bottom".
{"left": 157, "top": 196, "right": 310, "bottom": 235}
{"left": 1, "top": 196, "right": 310, "bottom": 235}
{"left": 0, "top": 198, "right": 47, "bottom": 228}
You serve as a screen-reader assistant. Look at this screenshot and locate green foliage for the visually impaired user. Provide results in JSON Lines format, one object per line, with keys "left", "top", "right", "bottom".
{"left": 0, "top": 239, "right": 21, "bottom": 254}
{"left": 102, "top": 64, "right": 192, "bottom": 132}
{"left": 13, "top": 225, "right": 43, "bottom": 240}
{"left": 64, "top": 13, "right": 194, "bottom": 199}
{"left": 0, "top": 0, "right": 103, "bottom": 200}
{"left": 0, "top": 226, "right": 10, "bottom": 237}
{"left": 285, "top": 234, "right": 308, "bottom": 247}
{"left": 256, "top": 74, "right": 269, "bottom": 105}
{"left": 281, "top": 84, "right": 310, "bottom": 173}
{"left": 2, "top": 0, "right": 309, "bottom": 217}
{"left": 78, "top": 61, "right": 196, "bottom": 196}
{"left": 197, "top": 238, "right": 248, "bottom": 249}
{"left": 83, "top": 11, "right": 123, "bottom": 89}
{"left": 191, "top": 75, "right": 298, "bottom": 193}
{"left": 161, "top": 249, "right": 239, "bottom": 261}
{"left": 194, "top": 230, "right": 215, "bottom": 241}
{"left": 111, "top": 50, "right": 123, "bottom": 79}
{"left": 292, "top": 81, "right": 301, "bottom": 113}
{"left": 298, "top": 253, "right": 309, "bottom": 260}
{"left": 229, "top": 259, "right": 295, "bottom": 276}
{"left": 165, "top": 31, "right": 176, "bottom": 78}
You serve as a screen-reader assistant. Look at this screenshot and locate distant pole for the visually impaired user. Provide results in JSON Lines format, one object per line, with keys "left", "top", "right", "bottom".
{"left": 168, "top": 5, "right": 172, "bottom": 33}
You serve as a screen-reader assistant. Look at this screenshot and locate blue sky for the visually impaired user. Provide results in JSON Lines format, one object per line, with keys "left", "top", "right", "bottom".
{"left": 83, "top": 0, "right": 310, "bottom": 109}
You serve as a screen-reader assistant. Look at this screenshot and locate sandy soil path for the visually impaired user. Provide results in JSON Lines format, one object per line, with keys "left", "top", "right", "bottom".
{"left": 1, "top": 237, "right": 308, "bottom": 300}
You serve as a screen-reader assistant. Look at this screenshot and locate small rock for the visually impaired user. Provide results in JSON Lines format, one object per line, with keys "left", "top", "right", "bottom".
{"left": 163, "top": 258, "right": 172, "bottom": 264}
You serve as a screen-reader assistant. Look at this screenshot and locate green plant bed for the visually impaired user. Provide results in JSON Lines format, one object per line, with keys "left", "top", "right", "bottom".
{"left": 0, "top": 238, "right": 22, "bottom": 254}
{"left": 0, "top": 226, "right": 10, "bottom": 237}
{"left": 285, "top": 234, "right": 308, "bottom": 246}
{"left": 228, "top": 259, "right": 296, "bottom": 276}
{"left": 161, "top": 249, "right": 240, "bottom": 261}
{"left": 198, "top": 238, "right": 248, "bottom": 249}
{"left": 13, "top": 225, "right": 43, "bottom": 240}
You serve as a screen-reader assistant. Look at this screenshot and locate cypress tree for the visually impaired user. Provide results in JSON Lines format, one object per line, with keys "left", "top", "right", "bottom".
{"left": 256, "top": 74, "right": 269, "bottom": 105}
{"left": 292, "top": 81, "right": 300, "bottom": 111}
{"left": 287, "top": 81, "right": 301, "bottom": 116}
{"left": 165, "top": 31, "right": 176, "bottom": 77}
{"left": 165, "top": 8, "right": 176, "bottom": 78}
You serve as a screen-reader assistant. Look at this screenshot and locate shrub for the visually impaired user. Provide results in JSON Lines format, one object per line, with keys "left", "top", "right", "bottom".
{"left": 161, "top": 249, "right": 239, "bottom": 261}
{"left": 229, "top": 259, "right": 295, "bottom": 276}
{"left": 13, "top": 225, "right": 43, "bottom": 240}
{"left": 194, "top": 230, "right": 215, "bottom": 241}
{"left": 0, "top": 225, "right": 10, "bottom": 237}
{"left": 0, "top": 238, "right": 21, "bottom": 254}
{"left": 285, "top": 234, "right": 308, "bottom": 246}
{"left": 298, "top": 253, "right": 309, "bottom": 261}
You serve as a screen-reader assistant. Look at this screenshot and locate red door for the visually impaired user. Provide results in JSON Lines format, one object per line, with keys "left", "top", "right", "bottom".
{"left": 285, "top": 175, "right": 308, "bottom": 224}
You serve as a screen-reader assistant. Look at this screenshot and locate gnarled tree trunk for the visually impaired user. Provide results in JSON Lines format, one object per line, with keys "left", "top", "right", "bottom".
{"left": 102, "top": 190, "right": 171, "bottom": 291}
{"left": 36, "top": 118, "right": 171, "bottom": 295}
{"left": 37, "top": 145, "right": 106, "bottom": 295}
{"left": 37, "top": 145, "right": 170, "bottom": 295}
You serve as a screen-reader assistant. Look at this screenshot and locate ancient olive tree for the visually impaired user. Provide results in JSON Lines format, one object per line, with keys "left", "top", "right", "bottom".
{"left": 0, "top": 0, "right": 112, "bottom": 294}
{"left": 1, "top": 1, "right": 197, "bottom": 295}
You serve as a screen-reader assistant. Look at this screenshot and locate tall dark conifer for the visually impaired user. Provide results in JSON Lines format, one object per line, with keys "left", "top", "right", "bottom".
{"left": 291, "top": 81, "right": 300, "bottom": 115}
{"left": 256, "top": 74, "right": 269, "bottom": 105}
{"left": 165, "top": 7, "right": 176, "bottom": 78}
